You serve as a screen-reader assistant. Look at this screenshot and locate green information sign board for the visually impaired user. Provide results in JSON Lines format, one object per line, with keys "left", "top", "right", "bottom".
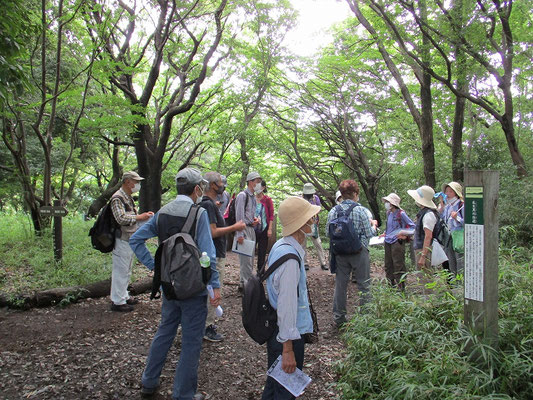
{"left": 465, "top": 187, "right": 484, "bottom": 225}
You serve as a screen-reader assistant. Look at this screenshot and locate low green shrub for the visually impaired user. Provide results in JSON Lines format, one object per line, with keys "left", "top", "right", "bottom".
{"left": 336, "top": 251, "right": 533, "bottom": 400}
{"left": 0, "top": 213, "right": 150, "bottom": 296}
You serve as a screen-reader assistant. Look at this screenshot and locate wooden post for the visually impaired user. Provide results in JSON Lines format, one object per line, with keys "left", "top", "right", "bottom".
{"left": 464, "top": 170, "right": 499, "bottom": 349}
{"left": 53, "top": 199, "right": 63, "bottom": 261}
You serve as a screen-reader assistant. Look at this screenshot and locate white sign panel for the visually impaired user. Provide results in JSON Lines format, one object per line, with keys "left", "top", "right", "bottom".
{"left": 464, "top": 223, "right": 484, "bottom": 301}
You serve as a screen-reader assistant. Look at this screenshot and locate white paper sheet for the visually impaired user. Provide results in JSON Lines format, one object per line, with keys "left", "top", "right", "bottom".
{"left": 369, "top": 236, "right": 385, "bottom": 246}
{"left": 267, "top": 355, "right": 312, "bottom": 397}
{"left": 231, "top": 236, "right": 255, "bottom": 257}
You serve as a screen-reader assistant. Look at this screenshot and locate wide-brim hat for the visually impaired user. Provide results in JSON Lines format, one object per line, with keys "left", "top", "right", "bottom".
{"left": 122, "top": 171, "right": 144, "bottom": 181}
{"left": 382, "top": 193, "right": 402, "bottom": 209}
{"left": 279, "top": 196, "right": 321, "bottom": 236}
{"left": 303, "top": 183, "right": 315, "bottom": 195}
{"left": 407, "top": 185, "right": 437, "bottom": 209}
{"left": 442, "top": 181, "right": 463, "bottom": 200}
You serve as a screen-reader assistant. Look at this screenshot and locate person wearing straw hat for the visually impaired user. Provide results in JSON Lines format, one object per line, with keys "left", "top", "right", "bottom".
{"left": 407, "top": 185, "right": 438, "bottom": 270}
{"left": 262, "top": 196, "right": 318, "bottom": 400}
{"left": 302, "top": 183, "right": 327, "bottom": 271}
{"left": 381, "top": 193, "right": 415, "bottom": 290}
{"left": 438, "top": 182, "right": 465, "bottom": 275}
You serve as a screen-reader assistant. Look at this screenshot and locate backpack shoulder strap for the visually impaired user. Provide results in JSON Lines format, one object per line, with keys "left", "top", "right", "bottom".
{"left": 261, "top": 253, "right": 301, "bottom": 282}
{"left": 182, "top": 204, "right": 201, "bottom": 235}
{"left": 344, "top": 202, "right": 358, "bottom": 217}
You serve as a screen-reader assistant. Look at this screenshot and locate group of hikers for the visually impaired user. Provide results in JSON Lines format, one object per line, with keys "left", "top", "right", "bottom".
{"left": 103, "top": 169, "right": 465, "bottom": 400}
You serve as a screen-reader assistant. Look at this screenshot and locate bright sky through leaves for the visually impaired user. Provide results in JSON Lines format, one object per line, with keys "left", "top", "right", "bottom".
{"left": 288, "top": 0, "right": 351, "bottom": 56}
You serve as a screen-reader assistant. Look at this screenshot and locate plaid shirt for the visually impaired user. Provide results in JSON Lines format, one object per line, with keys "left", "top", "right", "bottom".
{"left": 326, "top": 200, "right": 374, "bottom": 249}
{"left": 110, "top": 188, "right": 137, "bottom": 226}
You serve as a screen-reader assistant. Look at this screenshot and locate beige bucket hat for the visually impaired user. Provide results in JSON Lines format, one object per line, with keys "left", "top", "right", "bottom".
{"left": 442, "top": 181, "right": 463, "bottom": 200}
{"left": 278, "top": 196, "right": 321, "bottom": 236}
{"left": 382, "top": 193, "right": 402, "bottom": 209}
{"left": 407, "top": 185, "right": 437, "bottom": 209}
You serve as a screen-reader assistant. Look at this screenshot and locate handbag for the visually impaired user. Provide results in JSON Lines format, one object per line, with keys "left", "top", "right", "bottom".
{"left": 451, "top": 228, "right": 464, "bottom": 253}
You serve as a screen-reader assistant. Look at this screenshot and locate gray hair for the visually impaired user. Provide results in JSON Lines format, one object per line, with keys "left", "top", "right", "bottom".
{"left": 203, "top": 171, "right": 221, "bottom": 185}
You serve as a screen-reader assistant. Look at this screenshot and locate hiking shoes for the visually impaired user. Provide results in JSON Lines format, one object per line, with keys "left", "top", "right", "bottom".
{"left": 140, "top": 384, "right": 158, "bottom": 398}
{"left": 204, "top": 324, "right": 224, "bottom": 342}
{"left": 126, "top": 297, "right": 139, "bottom": 305}
{"left": 320, "top": 264, "right": 328, "bottom": 271}
{"left": 110, "top": 303, "right": 133, "bottom": 312}
{"left": 304, "top": 264, "right": 310, "bottom": 270}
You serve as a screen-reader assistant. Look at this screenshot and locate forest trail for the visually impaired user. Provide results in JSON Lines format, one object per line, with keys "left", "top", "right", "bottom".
{"left": 0, "top": 250, "right": 386, "bottom": 400}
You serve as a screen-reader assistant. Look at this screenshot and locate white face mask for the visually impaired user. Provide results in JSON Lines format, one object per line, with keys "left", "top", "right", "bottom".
{"left": 254, "top": 182, "right": 262, "bottom": 193}
{"left": 195, "top": 186, "right": 203, "bottom": 204}
{"left": 132, "top": 182, "right": 141, "bottom": 193}
{"left": 299, "top": 222, "right": 314, "bottom": 238}
{"left": 384, "top": 202, "right": 391, "bottom": 211}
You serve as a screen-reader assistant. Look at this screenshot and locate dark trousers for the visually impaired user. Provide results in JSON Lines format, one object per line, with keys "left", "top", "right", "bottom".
{"left": 262, "top": 329, "right": 306, "bottom": 400}
{"left": 384, "top": 240, "right": 406, "bottom": 290}
{"left": 256, "top": 227, "right": 269, "bottom": 271}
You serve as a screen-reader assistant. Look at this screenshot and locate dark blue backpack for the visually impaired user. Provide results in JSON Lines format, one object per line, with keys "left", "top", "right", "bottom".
{"left": 328, "top": 203, "right": 362, "bottom": 255}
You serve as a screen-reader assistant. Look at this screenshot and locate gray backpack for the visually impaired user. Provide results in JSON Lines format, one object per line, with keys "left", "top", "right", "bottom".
{"left": 151, "top": 205, "right": 211, "bottom": 300}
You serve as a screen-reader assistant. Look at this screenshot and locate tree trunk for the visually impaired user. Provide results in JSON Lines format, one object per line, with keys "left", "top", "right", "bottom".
{"left": 87, "top": 145, "right": 123, "bottom": 217}
{"left": 501, "top": 114, "right": 527, "bottom": 177}
{"left": 451, "top": 95, "right": 466, "bottom": 182}
{"left": 420, "top": 75, "right": 435, "bottom": 188}
{"left": 0, "top": 277, "right": 152, "bottom": 309}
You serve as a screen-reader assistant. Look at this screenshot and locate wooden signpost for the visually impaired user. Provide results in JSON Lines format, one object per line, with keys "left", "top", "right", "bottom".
{"left": 464, "top": 170, "right": 499, "bottom": 349}
{"left": 39, "top": 200, "right": 68, "bottom": 261}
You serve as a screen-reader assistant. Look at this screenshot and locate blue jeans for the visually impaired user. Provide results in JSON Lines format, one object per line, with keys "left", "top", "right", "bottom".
{"left": 261, "top": 329, "right": 305, "bottom": 400}
{"left": 142, "top": 294, "right": 207, "bottom": 400}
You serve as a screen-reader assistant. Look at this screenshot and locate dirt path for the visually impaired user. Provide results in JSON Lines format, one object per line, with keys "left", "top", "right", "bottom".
{"left": 0, "top": 250, "right": 381, "bottom": 400}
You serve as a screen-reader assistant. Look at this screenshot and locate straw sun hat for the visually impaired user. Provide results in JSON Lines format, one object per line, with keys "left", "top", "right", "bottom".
{"left": 407, "top": 185, "right": 437, "bottom": 209}
{"left": 442, "top": 181, "right": 463, "bottom": 200}
{"left": 278, "top": 196, "right": 321, "bottom": 236}
{"left": 382, "top": 193, "right": 402, "bottom": 209}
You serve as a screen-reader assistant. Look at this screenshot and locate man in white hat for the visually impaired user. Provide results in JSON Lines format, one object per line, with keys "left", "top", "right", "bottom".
{"left": 130, "top": 167, "right": 220, "bottom": 400}
{"left": 381, "top": 193, "right": 415, "bottom": 290}
{"left": 262, "top": 196, "right": 319, "bottom": 399}
{"left": 438, "top": 181, "right": 465, "bottom": 275}
{"left": 302, "top": 183, "right": 327, "bottom": 270}
{"left": 407, "top": 185, "right": 438, "bottom": 270}
{"left": 109, "top": 171, "right": 154, "bottom": 312}
{"left": 235, "top": 171, "right": 262, "bottom": 289}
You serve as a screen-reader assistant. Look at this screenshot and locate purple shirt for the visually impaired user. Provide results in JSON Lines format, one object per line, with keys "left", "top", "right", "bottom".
{"left": 384, "top": 209, "right": 415, "bottom": 244}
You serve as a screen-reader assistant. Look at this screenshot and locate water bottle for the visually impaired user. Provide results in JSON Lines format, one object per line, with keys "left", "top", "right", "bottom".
{"left": 199, "top": 252, "right": 211, "bottom": 284}
{"left": 207, "top": 284, "right": 224, "bottom": 317}
{"left": 199, "top": 252, "right": 210, "bottom": 269}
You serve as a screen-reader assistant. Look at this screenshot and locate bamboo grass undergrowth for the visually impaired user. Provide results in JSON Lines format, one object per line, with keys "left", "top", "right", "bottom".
{"left": 335, "top": 251, "right": 533, "bottom": 400}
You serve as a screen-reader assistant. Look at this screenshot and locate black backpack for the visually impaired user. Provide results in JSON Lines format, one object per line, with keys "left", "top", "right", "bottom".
{"left": 242, "top": 247, "right": 300, "bottom": 345}
{"left": 225, "top": 192, "right": 249, "bottom": 226}
{"left": 88, "top": 200, "right": 121, "bottom": 253}
{"left": 151, "top": 204, "right": 211, "bottom": 301}
{"left": 328, "top": 203, "right": 362, "bottom": 255}
{"left": 432, "top": 211, "right": 452, "bottom": 250}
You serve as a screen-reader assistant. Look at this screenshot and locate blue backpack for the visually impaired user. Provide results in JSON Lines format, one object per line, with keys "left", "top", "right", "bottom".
{"left": 328, "top": 203, "right": 362, "bottom": 255}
